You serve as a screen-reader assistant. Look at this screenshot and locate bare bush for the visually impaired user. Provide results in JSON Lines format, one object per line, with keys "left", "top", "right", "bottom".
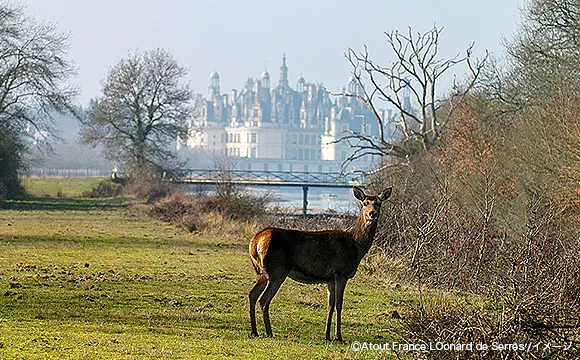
{"left": 82, "top": 179, "right": 124, "bottom": 198}
{"left": 122, "top": 178, "right": 177, "bottom": 203}
{"left": 369, "top": 95, "right": 579, "bottom": 356}
{"left": 150, "top": 188, "right": 270, "bottom": 236}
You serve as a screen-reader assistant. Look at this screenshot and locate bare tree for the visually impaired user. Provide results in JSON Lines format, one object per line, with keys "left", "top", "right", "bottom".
{"left": 339, "top": 26, "right": 486, "bottom": 166}
{"left": 0, "top": 3, "right": 77, "bottom": 131}
{"left": 499, "top": 0, "right": 580, "bottom": 108}
{"left": 0, "top": 2, "right": 77, "bottom": 199}
{"left": 80, "top": 48, "right": 193, "bottom": 178}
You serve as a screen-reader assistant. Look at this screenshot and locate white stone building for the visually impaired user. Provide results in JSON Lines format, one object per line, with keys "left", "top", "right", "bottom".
{"left": 186, "top": 56, "right": 390, "bottom": 172}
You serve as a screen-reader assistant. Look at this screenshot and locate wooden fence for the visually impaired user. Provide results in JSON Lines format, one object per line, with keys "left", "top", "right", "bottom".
{"left": 26, "top": 168, "right": 110, "bottom": 178}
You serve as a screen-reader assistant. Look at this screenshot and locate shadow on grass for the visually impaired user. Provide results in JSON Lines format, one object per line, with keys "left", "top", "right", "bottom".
{"left": 2, "top": 231, "right": 212, "bottom": 250}
{"left": 0, "top": 197, "right": 129, "bottom": 212}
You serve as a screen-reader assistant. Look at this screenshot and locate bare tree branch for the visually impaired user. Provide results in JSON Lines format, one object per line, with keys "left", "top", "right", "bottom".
{"left": 337, "top": 25, "right": 488, "bottom": 169}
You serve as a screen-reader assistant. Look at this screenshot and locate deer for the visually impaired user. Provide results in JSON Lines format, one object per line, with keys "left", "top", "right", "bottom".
{"left": 248, "top": 186, "right": 392, "bottom": 342}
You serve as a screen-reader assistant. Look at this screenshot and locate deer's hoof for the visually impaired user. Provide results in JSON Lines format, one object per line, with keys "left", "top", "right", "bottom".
{"left": 250, "top": 331, "right": 259, "bottom": 338}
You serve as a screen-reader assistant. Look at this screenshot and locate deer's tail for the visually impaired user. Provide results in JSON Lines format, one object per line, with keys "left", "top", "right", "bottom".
{"left": 249, "top": 228, "right": 274, "bottom": 276}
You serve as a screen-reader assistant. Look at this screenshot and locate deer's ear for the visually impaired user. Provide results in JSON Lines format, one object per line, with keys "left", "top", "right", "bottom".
{"left": 379, "top": 187, "right": 392, "bottom": 201}
{"left": 353, "top": 186, "right": 366, "bottom": 201}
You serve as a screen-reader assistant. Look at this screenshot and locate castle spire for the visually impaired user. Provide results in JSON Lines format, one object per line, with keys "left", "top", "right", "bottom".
{"left": 279, "top": 54, "right": 288, "bottom": 87}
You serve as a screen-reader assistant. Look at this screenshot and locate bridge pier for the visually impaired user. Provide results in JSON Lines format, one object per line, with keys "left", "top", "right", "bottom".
{"left": 302, "top": 185, "right": 308, "bottom": 217}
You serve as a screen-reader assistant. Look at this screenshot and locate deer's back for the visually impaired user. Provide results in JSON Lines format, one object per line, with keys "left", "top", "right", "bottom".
{"left": 250, "top": 227, "right": 361, "bottom": 283}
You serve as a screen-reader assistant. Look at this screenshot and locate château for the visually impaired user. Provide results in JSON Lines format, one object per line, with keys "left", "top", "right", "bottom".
{"left": 185, "top": 55, "right": 391, "bottom": 172}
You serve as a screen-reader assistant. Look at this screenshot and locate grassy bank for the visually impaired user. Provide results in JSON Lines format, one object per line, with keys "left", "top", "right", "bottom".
{"left": 0, "top": 180, "right": 409, "bottom": 359}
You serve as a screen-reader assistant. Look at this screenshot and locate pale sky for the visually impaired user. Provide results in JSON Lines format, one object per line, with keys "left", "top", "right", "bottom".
{"left": 18, "top": 0, "right": 524, "bottom": 106}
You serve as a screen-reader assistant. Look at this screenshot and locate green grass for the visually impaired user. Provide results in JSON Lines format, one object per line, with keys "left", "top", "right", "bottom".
{"left": 21, "top": 177, "right": 106, "bottom": 198}
{"left": 0, "top": 180, "right": 410, "bottom": 359}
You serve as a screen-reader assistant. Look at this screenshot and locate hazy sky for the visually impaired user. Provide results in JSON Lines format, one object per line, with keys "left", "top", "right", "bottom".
{"left": 19, "top": 0, "right": 524, "bottom": 105}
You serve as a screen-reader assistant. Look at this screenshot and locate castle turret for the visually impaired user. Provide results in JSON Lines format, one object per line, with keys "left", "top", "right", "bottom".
{"left": 261, "top": 70, "right": 270, "bottom": 88}
{"left": 278, "top": 54, "right": 289, "bottom": 88}
{"left": 296, "top": 76, "right": 305, "bottom": 93}
{"left": 348, "top": 76, "right": 359, "bottom": 95}
{"left": 208, "top": 71, "right": 220, "bottom": 101}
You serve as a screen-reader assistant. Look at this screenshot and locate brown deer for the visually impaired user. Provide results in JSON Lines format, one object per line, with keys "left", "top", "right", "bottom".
{"left": 249, "top": 186, "right": 392, "bottom": 342}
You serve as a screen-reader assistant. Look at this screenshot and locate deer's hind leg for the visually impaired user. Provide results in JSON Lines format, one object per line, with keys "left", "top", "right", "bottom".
{"left": 259, "top": 275, "right": 287, "bottom": 337}
{"left": 249, "top": 275, "right": 268, "bottom": 336}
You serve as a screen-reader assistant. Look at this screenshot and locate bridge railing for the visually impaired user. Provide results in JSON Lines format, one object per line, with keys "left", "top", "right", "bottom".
{"left": 178, "top": 169, "right": 364, "bottom": 186}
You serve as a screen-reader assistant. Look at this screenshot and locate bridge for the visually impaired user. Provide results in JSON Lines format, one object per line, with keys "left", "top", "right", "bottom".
{"left": 172, "top": 169, "right": 366, "bottom": 216}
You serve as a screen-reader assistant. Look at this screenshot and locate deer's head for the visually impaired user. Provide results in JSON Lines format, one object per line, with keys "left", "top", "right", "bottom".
{"left": 353, "top": 186, "right": 392, "bottom": 223}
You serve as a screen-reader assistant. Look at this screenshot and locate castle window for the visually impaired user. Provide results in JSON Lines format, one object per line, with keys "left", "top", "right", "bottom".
{"left": 251, "top": 133, "right": 257, "bottom": 143}
{"left": 298, "top": 149, "right": 303, "bottom": 160}
{"left": 305, "top": 135, "right": 310, "bottom": 145}
{"left": 251, "top": 148, "right": 257, "bottom": 158}
{"left": 299, "top": 135, "right": 303, "bottom": 144}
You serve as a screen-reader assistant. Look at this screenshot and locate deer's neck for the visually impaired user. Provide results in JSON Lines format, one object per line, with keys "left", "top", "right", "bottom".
{"left": 351, "top": 215, "right": 379, "bottom": 260}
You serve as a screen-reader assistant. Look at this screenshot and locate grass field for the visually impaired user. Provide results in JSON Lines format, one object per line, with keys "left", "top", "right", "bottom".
{"left": 20, "top": 177, "right": 105, "bottom": 198}
{"left": 0, "top": 180, "right": 410, "bottom": 359}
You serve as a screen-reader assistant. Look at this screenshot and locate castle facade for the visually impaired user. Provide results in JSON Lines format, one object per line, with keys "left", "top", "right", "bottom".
{"left": 186, "top": 56, "right": 388, "bottom": 171}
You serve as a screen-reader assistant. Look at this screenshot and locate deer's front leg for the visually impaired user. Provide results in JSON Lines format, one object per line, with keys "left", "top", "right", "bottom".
{"left": 325, "top": 281, "right": 336, "bottom": 341}
{"left": 334, "top": 277, "right": 348, "bottom": 343}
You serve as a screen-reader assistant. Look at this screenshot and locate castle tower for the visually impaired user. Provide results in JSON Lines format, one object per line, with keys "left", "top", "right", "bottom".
{"left": 278, "top": 54, "right": 289, "bottom": 87}
{"left": 348, "top": 76, "right": 359, "bottom": 95}
{"left": 208, "top": 71, "right": 220, "bottom": 101}
{"left": 296, "top": 76, "right": 305, "bottom": 93}
{"left": 261, "top": 70, "right": 270, "bottom": 88}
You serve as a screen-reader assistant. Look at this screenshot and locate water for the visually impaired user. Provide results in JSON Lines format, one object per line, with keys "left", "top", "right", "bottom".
{"left": 256, "top": 185, "right": 358, "bottom": 214}
{"left": 189, "top": 184, "right": 359, "bottom": 214}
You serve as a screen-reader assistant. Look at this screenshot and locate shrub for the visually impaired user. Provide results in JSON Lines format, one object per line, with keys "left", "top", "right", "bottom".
{"left": 82, "top": 179, "right": 124, "bottom": 198}
{"left": 122, "top": 177, "right": 177, "bottom": 203}
{"left": 370, "top": 96, "right": 580, "bottom": 354}
{"left": 150, "top": 189, "right": 270, "bottom": 236}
